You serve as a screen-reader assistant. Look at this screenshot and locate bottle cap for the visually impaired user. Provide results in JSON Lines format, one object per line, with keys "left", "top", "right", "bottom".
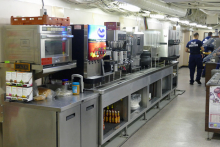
{"left": 72, "top": 82, "right": 80, "bottom": 85}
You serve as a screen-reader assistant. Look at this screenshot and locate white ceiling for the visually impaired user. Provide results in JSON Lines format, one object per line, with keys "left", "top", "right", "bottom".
{"left": 162, "top": 0, "right": 220, "bottom": 15}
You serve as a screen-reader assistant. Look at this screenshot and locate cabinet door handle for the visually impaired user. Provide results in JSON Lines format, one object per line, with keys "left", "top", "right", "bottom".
{"left": 86, "top": 105, "right": 94, "bottom": 111}
{"left": 66, "top": 113, "right": 75, "bottom": 121}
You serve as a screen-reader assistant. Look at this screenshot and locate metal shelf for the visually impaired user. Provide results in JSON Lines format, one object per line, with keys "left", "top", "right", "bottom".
{"left": 150, "top": 97, "right": 160, "bottom": 104}
{"left": 103, "top": 121, "right": 127, "bottom": 140}
{"left": 130, "top": 106, "right": 147, "bottom": 120}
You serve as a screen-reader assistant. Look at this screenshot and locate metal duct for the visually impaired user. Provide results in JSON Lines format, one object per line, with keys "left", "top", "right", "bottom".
{"left": 67, "top": 0, "right": 99, "bottom": 3}
{"left": 118, "top": 0, "right": 187, "bottom": 17}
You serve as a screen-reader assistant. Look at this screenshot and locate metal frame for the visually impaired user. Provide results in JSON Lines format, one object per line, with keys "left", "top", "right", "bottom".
{"left": 97, "top": 64, "right": 177, "bottom": 145}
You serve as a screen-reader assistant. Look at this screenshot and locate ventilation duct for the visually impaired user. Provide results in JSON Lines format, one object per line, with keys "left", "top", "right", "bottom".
{"left": 118, "top": 0, "right": 187, "bottom": 17}
{"left": 67, "top": 0, "right": 99, "bottom": 3}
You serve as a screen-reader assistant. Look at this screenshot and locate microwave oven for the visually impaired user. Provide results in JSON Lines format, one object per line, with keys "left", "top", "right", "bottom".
{"left": 1, "top": 25, "right": 73, "bottom": 66}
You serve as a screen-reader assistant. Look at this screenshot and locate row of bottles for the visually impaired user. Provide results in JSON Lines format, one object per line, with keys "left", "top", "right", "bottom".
{"left": 103, "top": 105, "right": 120, "bottom": 124}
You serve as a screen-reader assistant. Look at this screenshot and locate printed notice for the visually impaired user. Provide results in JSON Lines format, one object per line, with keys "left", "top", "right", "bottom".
{"left": 209, "top": 86, "right": 220, "bottom": 129}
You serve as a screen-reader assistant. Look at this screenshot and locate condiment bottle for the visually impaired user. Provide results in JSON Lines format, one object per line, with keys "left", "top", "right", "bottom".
{"left": 111, "top": 105, "right": 114, "bottom": 111}
{"left": 118, "top": 111, "right": 120, "bottom": 123}
{"left": 103, "top": 119, "right": 105, "bottom": 130}
{"left": 104, "top": 110, "right": 105, "bottom": 122}
{"left": 72, "top": 82, "right": 80, "bottom": 95}
{"left": 115, "top": 111, "right": 117, "bottom": 123}
{"left": 62, "top": 79, "right": 69, "bottom": 85}
{"left": 112, "top": 111, "right": 114, "bottom": 123}
{"left": 109, "top": 111, "right": 112, "bottom": 123}
{"left": 106, "top": 110, "right": 109, "bottom": 122}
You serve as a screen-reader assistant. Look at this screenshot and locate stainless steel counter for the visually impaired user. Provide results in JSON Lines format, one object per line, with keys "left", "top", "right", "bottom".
{"left": 3, "top": 91, "right": 99, "bottom": 112}
{"left": 94, "top": 63, "right": 178, "bottom": 94}
{"left": 2, "top": 63, "right": 178, "bottom": 112}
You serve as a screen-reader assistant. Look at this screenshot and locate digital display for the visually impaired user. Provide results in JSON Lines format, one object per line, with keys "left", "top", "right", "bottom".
{"left": 14, "top": 63, "right": 31, "bottom": 72}
{"left": 88, "top": 25, "right": 106, "bottom": 61}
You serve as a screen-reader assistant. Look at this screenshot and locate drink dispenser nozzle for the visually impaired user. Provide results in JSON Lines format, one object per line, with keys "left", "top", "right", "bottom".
{"left": 72, "top": 74, "right": 84, "bottom": 93}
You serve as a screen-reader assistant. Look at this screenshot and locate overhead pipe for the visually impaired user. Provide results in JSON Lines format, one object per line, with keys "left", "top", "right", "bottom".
{"left": 118, "top": 0, "right": 187, "bottom": 17}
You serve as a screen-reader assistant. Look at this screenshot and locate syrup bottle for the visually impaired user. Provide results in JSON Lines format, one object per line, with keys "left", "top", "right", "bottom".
{"left": 104, "top": 110, "right": 105, "bottom": 122}
{"left": 115, "top": 111, "right": 117, "bottom": 123}
{"left": 109, "top": 111, "right": 112, "bottom": 123}
{"left": 106, "top": 110, "right": 109, "bottom": 122}
{"left": 112, "top": 110, "right": 114, "bottom": 123}
{"left": 118, "top": 111, "right": 120, "bottom": 123}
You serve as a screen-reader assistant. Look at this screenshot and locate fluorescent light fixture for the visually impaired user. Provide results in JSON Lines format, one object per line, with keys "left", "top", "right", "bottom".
{"left": 208, "top": 27, "right": 213, "bottom": 29}
{"left": 201, "top": 25, "right": 207, "bottom": 28}
{"left": 179, "top": 20, "right": 189, "bottom": 24}
{"left": 75, "top": 8, "right": 80, "bottom": 10}
{"left": 150, "top": 14, "right": 165, "bottom": 19}
{"left": 142, "top": 14, "right": 149, "bottom": 17}
{"left": 143, "top": 10, "right": 150, "bottom": 14}
{"left": 169, "top": 17, "right": 179, "bottom": 21}
{"left": 189, "top": 23, "right": 197, "bottom": 26}
{"left": 196, "top": 24, "right": 203, "bottom": 28}
{"left": 125, "top": 27, "right": 133, "bottom": 32}
{"left": 119, "top": 3, "right": 141, "bottom": 12}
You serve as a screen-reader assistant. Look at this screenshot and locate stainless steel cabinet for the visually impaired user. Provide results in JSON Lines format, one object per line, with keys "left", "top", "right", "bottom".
{"left": 81, "top": 98, "right": 98, "bottom": 147}
{"left": 3, "top": 105, "right": 57, "bottom": 147}
{"left": 58, "top": 105, "right": 81, "bottom": 147}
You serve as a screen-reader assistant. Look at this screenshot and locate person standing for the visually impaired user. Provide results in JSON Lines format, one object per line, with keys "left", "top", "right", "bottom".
{"left": 202, "top": 32, "right": 214, "bottom": 77}
{"left": 203, "top": 32, "right": 214, "bottom": 52}
{"left": 186, "top": 33, "right": 204, "bottom": 85}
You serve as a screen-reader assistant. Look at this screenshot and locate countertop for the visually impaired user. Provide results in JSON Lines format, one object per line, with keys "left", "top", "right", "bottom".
{"left": 206, "top": 61, "right": 218, "bottom": 64}
{"left": 3, "top": 62, "right": 178, "bottom": 112}
{"left": 3, "top": 91, "right": 99, "bottom": 112}
{"left": 94, "top": 62, "right": 178, "bottom": 94}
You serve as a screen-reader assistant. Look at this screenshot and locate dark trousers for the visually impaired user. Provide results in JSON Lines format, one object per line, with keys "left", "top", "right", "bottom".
{"left": 189, "top": 54, "right": 203, "bottom": 83}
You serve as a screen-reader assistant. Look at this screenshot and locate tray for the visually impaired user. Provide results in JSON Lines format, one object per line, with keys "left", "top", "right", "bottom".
{"left": 11, "top": 15, "right": 70, "bottom": 26}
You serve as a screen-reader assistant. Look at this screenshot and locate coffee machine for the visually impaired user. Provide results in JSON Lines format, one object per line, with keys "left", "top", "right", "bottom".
{"left": 106, "top": 30, "right": 127, "bottom": 73}
{"left": 71, "top": 24, "right": 107, "bottom": 84}
{"left": 125, "top": 32, "right": 144, "bottom": 73}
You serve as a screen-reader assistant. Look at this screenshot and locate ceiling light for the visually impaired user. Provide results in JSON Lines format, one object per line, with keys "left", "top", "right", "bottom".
{"left": 201, "top": 25, "right": 207, "bottom": 28}
{"left": 208, "top": 27, "right": 213, "bottom": 30}
{"left": 75, "top": 8, "right": 80, "bottom": 10}
{"left": 143, "top": 10, "right": 150, "bottom": 14}
{"left": 179, "top": 20, "right": 189, "bottom": 24}
{"left": 119, "top": 3, "right": 141, "bottom": 12}
{"left": 189, "top": 23, "right": 197, "bottom": 26}
{"left": 168, "top": 17, "right": 179, "bottom": 22}
{"left": 150, "top": 14, "right": 165, "bottom": 19}
{"left": 142, "top": 14, "right": 149, "bottom": 17}
{"left": 196, "top": 24, "right": 202, "bottom": 28}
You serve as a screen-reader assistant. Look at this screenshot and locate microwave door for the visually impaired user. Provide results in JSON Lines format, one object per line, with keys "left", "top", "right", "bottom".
{"left": 41, "top": 35, "right": 73, "bottom": 65}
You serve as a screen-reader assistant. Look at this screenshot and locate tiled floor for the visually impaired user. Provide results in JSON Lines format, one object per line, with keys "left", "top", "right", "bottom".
{"left": 122, "top": 68, "right": 220, "bottom": 147}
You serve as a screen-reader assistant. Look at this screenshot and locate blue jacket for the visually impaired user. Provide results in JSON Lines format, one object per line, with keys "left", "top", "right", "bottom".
{"left": 203, "top": 36, "right": 214, "bottom": 52}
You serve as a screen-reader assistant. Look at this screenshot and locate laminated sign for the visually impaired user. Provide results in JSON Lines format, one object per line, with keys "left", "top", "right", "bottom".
{"left": 209, "top": 86, "right": 220, "bottom": 129}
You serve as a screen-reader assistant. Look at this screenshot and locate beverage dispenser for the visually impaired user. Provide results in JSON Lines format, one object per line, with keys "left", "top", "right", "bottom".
{"left": 71, "top": 24, "right": 107, "bottom": 84}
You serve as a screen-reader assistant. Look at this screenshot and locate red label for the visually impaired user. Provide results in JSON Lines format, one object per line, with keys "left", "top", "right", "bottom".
{"left": 41, "top": 58, "right": 52, "bottom": 65}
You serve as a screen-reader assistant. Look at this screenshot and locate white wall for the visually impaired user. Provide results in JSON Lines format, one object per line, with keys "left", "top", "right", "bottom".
{"left": 0, "top": 0, "right": 145, "bottom": 62}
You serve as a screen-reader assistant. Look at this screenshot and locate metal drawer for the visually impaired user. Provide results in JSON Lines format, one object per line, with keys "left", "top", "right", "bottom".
{"left": 58, "top": 105, "right": 81, "bottom": 147}
{"left": 81, "top": 98, "right": 98, "bottom": 147}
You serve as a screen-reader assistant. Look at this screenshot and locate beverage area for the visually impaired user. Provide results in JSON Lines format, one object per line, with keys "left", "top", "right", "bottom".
{"left": 0, "top": 14, "right": 180, "bottom": 147}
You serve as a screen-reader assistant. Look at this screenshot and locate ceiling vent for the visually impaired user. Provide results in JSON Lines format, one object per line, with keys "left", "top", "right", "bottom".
{"left": 206, "top": 15, "right": 219, "bottom": 24}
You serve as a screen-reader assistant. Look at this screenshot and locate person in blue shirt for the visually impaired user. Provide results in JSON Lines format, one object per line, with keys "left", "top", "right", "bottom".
{"left": 202, "top": 32, "right": 214, "bottom": 77}
{"left": 203, "top": 32, "right": 214, "bottom": 52}
{"left": 186, "top": 33, "right": 204, "bottom": 85}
